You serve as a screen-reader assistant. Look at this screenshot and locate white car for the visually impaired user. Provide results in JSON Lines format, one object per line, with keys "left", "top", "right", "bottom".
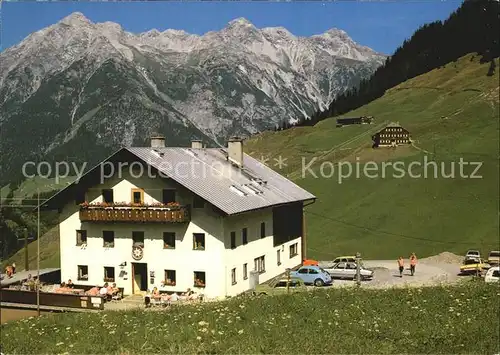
{"left": 324, "top": 261, "right": 374, "bottom": 280}
{"left": 484, "top": 266, "right": 500, "bottom": 283}
{"left": 465, "top": 250, "right": 481, "bottom": 259}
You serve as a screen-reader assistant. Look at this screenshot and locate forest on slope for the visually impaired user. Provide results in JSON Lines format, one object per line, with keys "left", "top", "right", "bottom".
{"left": 280, "top": 0, "right": 499, "bottom": 129}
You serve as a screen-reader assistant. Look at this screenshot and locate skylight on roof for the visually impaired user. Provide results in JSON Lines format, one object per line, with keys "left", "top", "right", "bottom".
{"left": 250, "top": 179, "right": 266, "bottom": 187}
{"left": 230, "top": 185, "right": 247, "bottom": 197}
{"left": 241, "top": 184, "right": 263, "bottom": 195}
{"left": 184, "top": 148, "right": 198, "bottom": 157}
{"left": 151, "top": 149, "right": 164, "bottom": 158}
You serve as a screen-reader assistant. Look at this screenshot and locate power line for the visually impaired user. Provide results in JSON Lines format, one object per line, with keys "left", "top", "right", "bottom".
{"left": 305, "top": 210, "right": 499, "bottom": 246}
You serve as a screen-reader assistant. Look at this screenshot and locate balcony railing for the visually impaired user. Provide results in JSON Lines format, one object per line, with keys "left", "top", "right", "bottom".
{"left": 79, "top": 203, "right": 190, "bottom": 223}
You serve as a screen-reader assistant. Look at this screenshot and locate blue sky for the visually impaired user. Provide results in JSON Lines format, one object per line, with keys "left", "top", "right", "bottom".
{"left": 2, "top": 1, "right": 463, "bottom": 55}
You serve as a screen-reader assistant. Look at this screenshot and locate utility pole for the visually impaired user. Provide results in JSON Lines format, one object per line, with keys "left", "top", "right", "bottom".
{"left": 355, "top": 252, "right": 361, "bottom": 287}
{"left": 24, "top": 228, "right": 28, "bottom": 271}
{"left": 37, "top": 189, "right": 40, "bottom": 317}
{"left": 17, "top": 228, "right": 34, "bottom": 272}
{"left": 286, "top": 268, "right": 290, "bottom": 294}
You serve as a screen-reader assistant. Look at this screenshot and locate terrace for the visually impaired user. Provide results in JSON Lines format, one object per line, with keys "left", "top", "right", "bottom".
{"left": 79, "top": 202, "right": 191, "bottom": 223}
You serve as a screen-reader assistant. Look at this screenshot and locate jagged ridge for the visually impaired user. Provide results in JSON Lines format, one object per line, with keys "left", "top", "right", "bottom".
{"left": 0, "top": 12, "right": 386, "bottom": 186}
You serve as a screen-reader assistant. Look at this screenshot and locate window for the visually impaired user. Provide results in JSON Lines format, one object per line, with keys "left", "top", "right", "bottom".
{"left": 260, "top": 222, "right": 266, "bottom": 238}
{"left": 492, "top": 270, "right": 500, "bottom": 278}
{"left": 242, "top": 228, "right": 248, "bottom": 245}
{"left": 298, "top": 268, "right": 308, "bottom": 274}
{"left": 103, "top": 231, "right": 115, "bottom": 248}
{"left": 104, "top": 266, "right": 115, "bottom": 282}
{"left": 193, "top": 233, "right": 205, "bottom": 250}
{"left": 309, "top": 268, "right": 319, "bottom": 274}
{"left": 345, "top": 262, "right": 355, "bottom": 270}
{"left": 163, "top": 232, "right": 175, "bottom": 249}
{"left": 131, "top": 188, "right": 144, "bottom": 204}
{"left": 102, "top": 189, "right": 114, "bottom": 203}
{"left": 78, "top": 265, "right": 88, "bottom": 280}
{"left": 230, "top": 232, "right": 236, "bottom": 249}
{"left": 254, "top": 256, "right": 265, "bottom": 274}
{"left": 75, "top": 190, "right": 85, "bottom": 205}
{"left": 231, "top": 268, "right": 237, "bottom": 285}
{"left": 289, "top": 243, "right": 298, "bottom": 258}
{"left": 194, "top": 271, "right": 206, "bottom": 287}
{"left": 277, "top": 250, "right": 281, "bottom": 266}
{"left": 76, "top": 230, "right": 87, "bottom": 246}
{"left": 243, "top": 263, "right": 248, "bottom": 280}
{"left": 132, "top": 231, "right": 144, "bottom": 247}
{"left": 162, "top": 189, "right": 176, "bottom": 204}
{"left": 193, "top": 195, "right": 205, "bottom": 209}
{"left": 164, "top": 270, "right": 176, "bottom": 286}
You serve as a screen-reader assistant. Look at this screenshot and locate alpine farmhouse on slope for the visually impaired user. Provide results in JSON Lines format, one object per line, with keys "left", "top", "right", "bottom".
{"left": 40, "top": 136, "right": 316, "bottom": 299}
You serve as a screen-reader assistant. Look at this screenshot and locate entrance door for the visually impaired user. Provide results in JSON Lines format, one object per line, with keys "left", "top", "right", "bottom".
{"left": 132, "top": 263, "right": 148, "bottom": 294}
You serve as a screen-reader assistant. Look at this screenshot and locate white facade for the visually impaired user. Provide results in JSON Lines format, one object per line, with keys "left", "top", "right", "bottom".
{"left": 59, "top": 170, "right": 302, "bottom": 299}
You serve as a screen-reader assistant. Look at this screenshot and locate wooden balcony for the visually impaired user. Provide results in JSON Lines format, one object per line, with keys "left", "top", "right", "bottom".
{"left": 79, "top": 206, "right": 190, "bottom": 223}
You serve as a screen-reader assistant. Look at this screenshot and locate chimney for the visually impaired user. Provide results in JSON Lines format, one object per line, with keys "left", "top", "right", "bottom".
{"left": 150, "top": 134, "right": 165, "bottom": 148}
{"left": 228, "top": 136, "right": 243, "bottom": 167}
{"left": 191, "top": 140, "right": 203, "bottom": 149}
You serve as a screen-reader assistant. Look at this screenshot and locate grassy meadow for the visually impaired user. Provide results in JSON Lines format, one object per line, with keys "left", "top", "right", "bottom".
{"left": 1, "top": 283, "right": 499, "bottom": 354}
{"left": 246, "top": 54, "right": 500, "bottom": 260}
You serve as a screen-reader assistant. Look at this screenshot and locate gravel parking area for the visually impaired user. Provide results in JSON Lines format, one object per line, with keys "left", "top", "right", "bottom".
{"left": 318, "top": 252, "right": 466, "bottom": 289}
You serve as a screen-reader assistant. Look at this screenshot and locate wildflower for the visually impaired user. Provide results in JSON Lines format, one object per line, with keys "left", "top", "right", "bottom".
{"left": 197, "top": 336, "right": 202, "bottom": 340}
{"left": 238, "top": 329, "right": 244, "bottom": 335}
{"left": 56, "top": 342, "right": 64, "bottom": 346}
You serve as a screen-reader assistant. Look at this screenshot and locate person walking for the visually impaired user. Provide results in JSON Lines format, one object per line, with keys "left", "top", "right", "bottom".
{"left": 409, "top": 253, "right": 418, "bottom": 276}
{"left": 397, "top": 256, "right": 404, "bottom": 278}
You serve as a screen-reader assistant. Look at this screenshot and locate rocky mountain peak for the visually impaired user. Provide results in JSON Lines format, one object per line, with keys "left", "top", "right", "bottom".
{"left": 0, "top": 14, "right": 386, "bottom": 187}
{"left": 60, "top": 12, "right": 92, "bottom": 27}
{"left": 227, "top": 17, "right": 254, "bottom": 28}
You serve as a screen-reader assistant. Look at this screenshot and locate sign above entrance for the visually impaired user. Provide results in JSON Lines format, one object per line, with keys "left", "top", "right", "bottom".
{"left": 132, "top": 246, "right": 144, "bottom": 261}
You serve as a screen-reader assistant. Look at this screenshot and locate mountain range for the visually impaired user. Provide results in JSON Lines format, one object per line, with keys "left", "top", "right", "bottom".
{"left": 0, "top": 12, "right": 385, "bottom": 186}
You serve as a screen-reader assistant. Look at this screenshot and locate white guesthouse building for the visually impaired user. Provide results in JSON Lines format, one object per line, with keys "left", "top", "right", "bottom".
{"left": 41, "top": 136, "right": 316, "bottom": 299}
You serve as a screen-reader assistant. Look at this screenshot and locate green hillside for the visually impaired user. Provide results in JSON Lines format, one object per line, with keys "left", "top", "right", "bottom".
{"left": 246, "top": 53, "right": 500, "bottom": 260}
{"left": 1, "top": 176, "right": 75, "bottom": 203}
{"left": 2, "top": 226, "right": 60, "bottom": 270}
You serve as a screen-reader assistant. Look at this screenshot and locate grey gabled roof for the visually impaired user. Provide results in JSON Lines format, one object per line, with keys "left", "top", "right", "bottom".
{"left": 39, "top": 146, "right": 316, "bottom": 215}
{"left": 126, "top": 147, "right": 316, "bottom": 215}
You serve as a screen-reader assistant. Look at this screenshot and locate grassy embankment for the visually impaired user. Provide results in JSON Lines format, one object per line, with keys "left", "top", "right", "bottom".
{"left": 246, "top": 54, "right": 500, "bottom": 260}
{"left": 1, "top": 176, "right": 73, "bottom": 269}
{"left": 1, "top": 283, "right": 498, "bottom": 354}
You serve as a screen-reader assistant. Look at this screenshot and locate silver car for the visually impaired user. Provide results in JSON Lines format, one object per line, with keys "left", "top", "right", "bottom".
{"left": 324, "top": 261, "right": 374, "bottom": 280}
